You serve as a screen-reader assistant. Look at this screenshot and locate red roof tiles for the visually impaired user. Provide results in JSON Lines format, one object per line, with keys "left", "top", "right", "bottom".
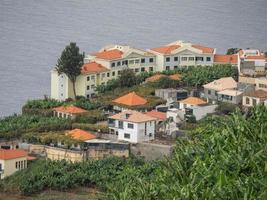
{"left": 145, "top": 110, "right": 166, "bottom": 121}
{"left": 150, "top": 45, "right": 180, "bottom": 54}
{"left": 53, "top": 105, "right": 88, "bottom": 114}
{"left": 81, "top": 62, "right": 109, "bottom": 74}
{"left": 0, "top": 149, "right": 27, "bottom": 160}
{"left": 214, "top": 54, "right": 238, "bottom": 64}
{"left": 94, "top": 49, "right": 123, "bottom": 60}
{"left": 112, "top": 92, "right": 147, "bottom": 106}
{"left": 66, "top": 129, "right": 97, "bottom": 141}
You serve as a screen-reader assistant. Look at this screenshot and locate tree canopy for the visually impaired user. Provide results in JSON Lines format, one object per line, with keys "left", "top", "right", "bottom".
{"left": 56, "top": 42, "right": 84, "bottom": 99}
{"left": 226, "top": 48, "right": 240, "bottom": 55}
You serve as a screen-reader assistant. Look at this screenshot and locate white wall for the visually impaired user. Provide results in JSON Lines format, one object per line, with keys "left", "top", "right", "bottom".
{"left": 192, "top": 104, "right": 217, "bottom": 120}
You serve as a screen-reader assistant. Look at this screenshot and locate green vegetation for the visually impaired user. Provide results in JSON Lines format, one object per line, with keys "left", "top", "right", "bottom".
{"left": 56, "top": 42, "right": 84, "bottom": 99}
{"left": 0, "top": 115, "right": 71, "bottom": 140}
{"left": 73, "top": 96, "right": 100, "bottom": 110}
{"left": 1, "top": 106, "right": 266, "bottom": 199}
{"left": 226, "top": 48, "right": 240, "bottom": 55}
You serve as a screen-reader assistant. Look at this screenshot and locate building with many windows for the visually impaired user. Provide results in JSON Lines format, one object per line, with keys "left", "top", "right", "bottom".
{"left": 149, "top": 40, "right": 215, "bottom": 71}
{"left": 108, "top": 110, "right": 156, "bottom": 143}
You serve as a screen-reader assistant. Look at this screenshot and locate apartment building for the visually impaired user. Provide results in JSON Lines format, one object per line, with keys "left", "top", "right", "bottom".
{"left": 108, "top": 110, "right": 156, "bottom": 143}
{"left": 149, "top": 40, "right": 215, "bottom": 71}
{"left": 238, "top": 49, "right": 267, "bottom": 76}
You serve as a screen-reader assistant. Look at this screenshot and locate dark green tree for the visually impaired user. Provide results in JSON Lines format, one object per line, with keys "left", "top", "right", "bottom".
{"left": 56, "top": 42, "right": 84, "bottom": 99}
{"left": 118, "top": 69, "right": 137, "bottom": 87}
{"left": 226, "top": 48, "right": 240, "bottom": 55}
{"left": 264, "top": 51, "right": 267, "bottom": 58}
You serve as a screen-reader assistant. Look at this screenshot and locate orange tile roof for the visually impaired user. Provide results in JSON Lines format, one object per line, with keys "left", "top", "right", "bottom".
{"left": 94, "top": 49, "right": 123, "bottom": 60}
{"left": 246, "top": 55, "right": 265, "bottom": 60}
{"left": 0, "top": 149, "right": 27, "bottom": 160}
{"left": 150, "top": 45, "right": 180, "bottom": 54}
{"left": 66, "top": 129, "right": 97, "bottom": 141}
{"left": 180, "top": 97, "right": 207, "bottom": 105}
{"left": 169, "top": 74, "right": 182, "bottom": 81}
{"left": 81, "top": 62, "right": 109, "bottom": 74}
{"left": 214, "top": 54, "right": 238, "bottom": 64}
{"left": 145, "top": 110, "right": 166, "bottom": 121}
{"left": 109, "top": 110, "right": 156, "bottom": 123}
{"left": 112, "top": 92, "right": 147, "bottom": 106}
{"left": 146, "top": 74, "right": 167, "bottom": 82}
{"left": 192, "top": 44, "right": 214, "bottom": 54}
{"left": 53, "top": 105, "right": 88, "bottom": 114}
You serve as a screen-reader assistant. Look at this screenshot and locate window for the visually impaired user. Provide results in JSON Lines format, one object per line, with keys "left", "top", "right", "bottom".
{"left": 111, "top": 62, "right": 115, "bottom": 67}
{"left": 129, "top": 60, "right": 134, "bottom": 64}
{"left": 174, "top": 57, "right": 178, "bottom": 61}
{"left": 112, "top": 71, "right": 115, "bottom": 76}
{"left": 149, "top": 67, "right": 153, "bottom": 72}
{"left": 135, "top": 68, "right": 139, "bottom": 72}
{"left": 166, "top": 66, "right": 170, "bottom": 70}
{"left": 135, "top": 59, "right": 140, "bottom": 64}
{"left": 174, "top": 66, "right": 178, "bottom": 69}
{"left": 246, "top": 97, "right": 250, "bottom": 104}
{"left": 149, "top": 58, "right": 154, "bottom": 63}
{"left": 118, "top": 70, "right": 121, "bottom": 75}
{"left": 122, "top": 61, "right": 125, "bottom": 65}
{"left": 0, "top": 163, "right": 2, "bottom": 171}
{"left": 24, "top": 160, "right": 26, "bottom": 168}
{"left": 87, "top": 76, "right": 90, "bottom": 81}
{"left": 166, "top": 57, "right": 170, "bottom": 62}
{"left": 141, "top": 58, "right": 145, "bottom": 63}
{"left": 149, "top": 133, "right": 152, "bottom": 137}
{"left": 16, "top": 161, "right": 18, "bottom": 169}
{"left": 107, "top": 72, "right": 110, "bottom": 77}
{"left": 181, "top": 57, "right": 187, "bottom": 61}
{"left": 141, "top": 67, "right": 145, "bottom": 72}
{"left": 117, "top": 61, "right": 121, "bottom": 66}
{"left": 196, "top": 57, "right": 204, "bottom": 61}
{"left": 87, "top": 94, "right": 90, "bottom": 98}
{"left": 206, "top": 57, "right": 211, "bottom": 62}
{"left": 252, "top": 98, "right": 257, "bottom": 106}
{"left": 118, "top": 121, "right": 123, "bottom": 129}
{"left": 91, "top": 75, "right": 95, "bottom": 80}
{"left": 189, "top": 57, "right": 195, "bottom": 61}
{"left": 208, "top": 90, "right": 211, "bottom": 95}
{"left": 124, "top": 60, "right": 128, "bottom": 65}
{"left": 259, "top": 84, "right": 267, "bottom": 88}
{"left": 128, "top": 123, "right": 134, "bottom": 129}
{"left": 124, "top": 133, "right": 130, "bottom": 139}
{"left": 102, "top": 73, "right": 105, "bottom": 78}
{"left": 87, "top": 85, "right": 90, "bottom": 90}
{"left": 91, "top": 84, "right": 95, "bottom": 89}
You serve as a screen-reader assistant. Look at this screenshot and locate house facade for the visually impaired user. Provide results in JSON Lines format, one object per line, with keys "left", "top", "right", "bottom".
{"left": 108, "top": 110, "right": 156, "bottom": 143}
{"left": 242, "top": 90, "right": 267, "bottom": 107}
{"left": 53, "top": 105, "right": 88, "bottom": 120}
{"left": 149, "top": 40, "right": 215, "bottom": 71}
{"left": 0, "top": 149, "right": 28, "bottom": 179}
{"left": 203, "top": 77, "right": 237, "bottom": 102}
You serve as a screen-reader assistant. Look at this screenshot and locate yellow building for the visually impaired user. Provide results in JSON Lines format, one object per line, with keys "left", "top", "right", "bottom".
{"left": 0, "top": 149, "right": 28, "bottom": 179}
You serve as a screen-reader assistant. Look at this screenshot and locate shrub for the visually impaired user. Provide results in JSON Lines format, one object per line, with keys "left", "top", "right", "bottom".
{"left": 23, "top": 99, "right": 63, "bottom": 109}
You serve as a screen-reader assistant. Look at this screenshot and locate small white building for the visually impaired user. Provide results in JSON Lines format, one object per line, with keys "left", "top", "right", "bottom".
{"left": 0, "top": 149, "right": 28, "bottom": 179}
{"left": 108, "top": 110, "right": 156, "bottom": 143}
{"left": 53, "top": 105, "right": 88, "bottom": 120}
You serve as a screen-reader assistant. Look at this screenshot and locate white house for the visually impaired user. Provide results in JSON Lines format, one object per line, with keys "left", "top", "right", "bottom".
{"left": 108, "top": 110, "right": 156, "bottom": 143}
{"left": 0, "top": 149, "right": 28, "bottom": 179}
{"left": 149, "top": 40, "right": 215, "bottom": 71}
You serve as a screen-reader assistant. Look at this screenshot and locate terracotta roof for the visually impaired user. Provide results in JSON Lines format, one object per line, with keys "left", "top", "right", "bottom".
{"left": 53, "top": 105, "right": 88, "bottom": 114}
{"left": 179, "top": 97, "right": 207, "bottom": 105}
{"left": 66, "top": 129, "right": 97, "bottom": 141}
{"left": 109, "top": 110, "right": 156, "bottom": 123}
{"left": 146, "top": 74, "right": 167, "bottom": 82}
{"left": 112, "top": 92, "right": 147, "bottom": 106}
{"left": 145, "top": 110, "right": 166, "bottom": 121}
{"left": 169, "top": 74, "right": 182, "bottom": 81}
{"left": 214, "top": 54, "right": 238, "bottom": 65}
{"left": 192, "top": 45, "right": 214, "bottom": 54}
{"left": 244, "top": 90, "right": 267, "bottom": 99}
{"left": 150, "top": 45, "right": 180, "bottom": 54}
{"left": 94, "top": 49, "right": 123, "bottom": 60}
{"left": 245, "top": 55, "right": 265, "bottom": 60}
{"left": 81, "top": 62, "right": 109, "bottom": 74}
{"left": 0, "top": 149, "right": 27, "bottom": 160}
{"left": 203, "top": 77, "right": 237, "bottom": 91}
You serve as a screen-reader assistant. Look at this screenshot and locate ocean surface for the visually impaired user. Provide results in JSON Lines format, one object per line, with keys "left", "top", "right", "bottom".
{"left": 0, "top": 0, "right": 266, "bottom": 117}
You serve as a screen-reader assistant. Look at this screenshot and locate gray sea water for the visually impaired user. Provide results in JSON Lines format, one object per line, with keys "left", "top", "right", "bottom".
{"left": 0, "top": 0, "right": 266, "bottom": 117}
